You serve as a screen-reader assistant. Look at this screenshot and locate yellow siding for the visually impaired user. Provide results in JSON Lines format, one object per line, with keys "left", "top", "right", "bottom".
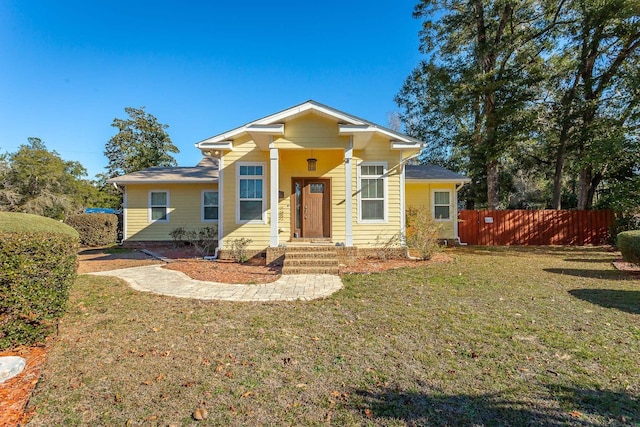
{"left": 125, "top": 183, "right": 218, "bottom": 241}
{"left": 405, "top": 182, "right": 457, "bottom": 239}
{"left": 220, "top": 136, "right": 271, "bottom": 249}
{"left": 274, "top": 113, "right": 351, "bottom": 149}
{"left": 351, "top": 135, "right": 404, "bottom": 247}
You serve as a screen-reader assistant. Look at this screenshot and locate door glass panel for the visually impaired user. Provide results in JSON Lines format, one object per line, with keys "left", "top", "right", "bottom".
{"left": 295, "top": 182, "right": 301, "bottom": 230}
{"left": 310, "top": 183, "right": 324, "bottom": 193}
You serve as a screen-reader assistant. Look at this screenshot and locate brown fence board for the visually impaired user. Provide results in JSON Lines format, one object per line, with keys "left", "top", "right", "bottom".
{"left": 458, "top": 210, "right": 615, "bottom": 246}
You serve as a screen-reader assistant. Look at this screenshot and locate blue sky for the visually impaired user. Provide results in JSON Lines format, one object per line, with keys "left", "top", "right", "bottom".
{"left": 0, "top": 1, "right": 423, "bottom": 178}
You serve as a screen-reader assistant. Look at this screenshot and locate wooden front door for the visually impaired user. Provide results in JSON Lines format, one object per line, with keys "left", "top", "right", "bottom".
{"left": 292, "top": 178, "right": 331, "bottom": 239}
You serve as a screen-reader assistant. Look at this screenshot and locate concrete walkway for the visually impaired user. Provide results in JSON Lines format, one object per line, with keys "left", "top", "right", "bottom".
{"left": 89, "top": 264, "right": 343, "bottom": 302}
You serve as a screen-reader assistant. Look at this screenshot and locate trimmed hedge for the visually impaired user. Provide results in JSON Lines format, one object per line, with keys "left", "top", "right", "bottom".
{"left": 0, "top": 215, "right": 79, "bottom": 350}
{"left": 0, "top": 212, "right": 80, "bottom": 237}
{"left": 66, "top": 213, "right": 118, "bottom": 246}
{"left": 617, "top": 230, "right": 640, "bottom": 265}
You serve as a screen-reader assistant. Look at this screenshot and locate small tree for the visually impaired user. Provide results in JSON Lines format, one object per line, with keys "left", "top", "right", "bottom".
{"left": 105, "top": 107, "right": 179, "bottom": 178}
{"left": 405, "top": 207, "right": 441, "bottom": 260}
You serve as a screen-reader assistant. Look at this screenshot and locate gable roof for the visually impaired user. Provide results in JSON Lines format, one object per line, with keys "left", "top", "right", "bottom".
{"left": 406, "top": 164, "right": 471, "bottom": 183}
{"left": 196, "top": 100, "right": 424, "bottom": 152}
{"left": 107, "top": 165, "right": 218, "bottom": 184}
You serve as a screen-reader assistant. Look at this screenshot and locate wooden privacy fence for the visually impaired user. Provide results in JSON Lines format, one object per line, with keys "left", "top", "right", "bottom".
{"left": 458, "top": 210, "right": 615, "bottom": 246}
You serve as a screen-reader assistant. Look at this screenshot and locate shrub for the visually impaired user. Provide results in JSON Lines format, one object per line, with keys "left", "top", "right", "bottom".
{"left": 230, "top": 238, "right": 252, "bottom": 263}
{"left": 184, "top": 226, "right": 218, "bottom": 256}
{"left": 66, "top": 213, "right": 118, "bottom": 246}
{"left": 406, "top": 207, "right": 442, "bottom": 260}
{"left": 0, "top": 214, "right": 79, "bottom": 350}
{"left": 169, "top": 226, "right": 187, "bottom": 247}
{"left": 0, "top": 212, "right": 79, "bottom": 237}
{"left": 617, "top": 230, "right": 640, "bottom": 265}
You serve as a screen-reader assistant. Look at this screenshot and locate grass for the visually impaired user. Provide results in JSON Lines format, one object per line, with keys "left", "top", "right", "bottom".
{"left": 0, "top": 212, "right": 79, "bottom": 237}
{"left": 26, "top": 246, "right": 639, "bottom": 426}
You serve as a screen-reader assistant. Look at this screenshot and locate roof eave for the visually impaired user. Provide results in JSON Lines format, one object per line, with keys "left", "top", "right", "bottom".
{"left": 406, "top": 178, "right": 472, "bottom": 184}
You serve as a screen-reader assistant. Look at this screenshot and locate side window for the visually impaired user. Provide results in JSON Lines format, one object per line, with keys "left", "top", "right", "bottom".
{"left": 433, "top": 191, "right": 451, "bottom": 220}
{"left": 202, "top": 191, "right": 218, "bottom": 221}
{"left": 149, "top": 191, "right": 169, "bottom": 222}
{"left": 358, "top": 163, "right": 387, "bottom": 222}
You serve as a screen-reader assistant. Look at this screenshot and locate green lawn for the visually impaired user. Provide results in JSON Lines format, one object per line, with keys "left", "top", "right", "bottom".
{"left": 26, "top": 247, "right": 639, "bottom": 426}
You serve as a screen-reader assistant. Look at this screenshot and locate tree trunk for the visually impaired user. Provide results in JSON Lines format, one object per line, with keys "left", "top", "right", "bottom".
{"left": 487, "top": 159, "right": 500, "bottom": 209}
{"left": 552, "top": 142, "right": 566, "bottom": 209}
{"left": 577, "top": 165, "right": 593, "bottom": 210}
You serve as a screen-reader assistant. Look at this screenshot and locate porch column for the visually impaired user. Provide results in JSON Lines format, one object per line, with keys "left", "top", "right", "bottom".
{"left": 345, "top": 138, "right": 353, "bottom": 246}
{"left": 270, "top": 140, "right": 279, "bottom": 247}
{"left": 218, "top": 156, "right": 224, "bottom": 249}
{"left": 399, "top": 153, "right": 406, "bottom": 246}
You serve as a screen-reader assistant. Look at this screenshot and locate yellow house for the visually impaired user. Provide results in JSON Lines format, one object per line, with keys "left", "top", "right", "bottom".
{"left": 110, "top": 101, "right": 470, "bottom": 255}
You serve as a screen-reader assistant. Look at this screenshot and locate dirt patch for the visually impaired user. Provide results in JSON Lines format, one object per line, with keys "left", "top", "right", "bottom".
{"left": 340, "top": 251, "right": 452, "bottom": 274}
{"left": 77, "top": 247, "right": 161, "bottom": 273}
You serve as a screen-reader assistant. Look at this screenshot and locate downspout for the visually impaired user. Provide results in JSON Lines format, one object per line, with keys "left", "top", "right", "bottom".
{"left": 455, "top": 182, "right": 467, "bottom": 245}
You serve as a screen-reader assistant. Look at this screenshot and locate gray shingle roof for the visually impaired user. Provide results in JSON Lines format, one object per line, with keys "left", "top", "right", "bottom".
{"left": 107, "top": 165, "right": 218, "bottom": 184}
{"left": 405, "top": 164, "right": 471, "bottom": 181}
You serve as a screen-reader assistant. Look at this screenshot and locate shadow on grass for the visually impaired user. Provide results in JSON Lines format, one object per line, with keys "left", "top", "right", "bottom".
{"left": 458, "top": 246, "right": 612, "bottom": 257}
{"left": 543, "top": 268, "right": 633, "bottom": 281}
{"left": 353, "top": 385, "right": 637, "bottom": 426}
{"left": 569, "top": 289, "right": 640, "bottom": 314}
{"left": 563, "top": 258, "right": 614, "bottom": 263}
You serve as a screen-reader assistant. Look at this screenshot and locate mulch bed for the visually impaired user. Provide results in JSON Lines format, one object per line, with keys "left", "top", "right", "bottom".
{"left": 163, "top": 258, "right": 282, "bottom": 284}
{"left": 0, "top": 339, "right": 52, "bottom": 426}
{"left": 612, "top": 259, "right": 640, "bottom": 277}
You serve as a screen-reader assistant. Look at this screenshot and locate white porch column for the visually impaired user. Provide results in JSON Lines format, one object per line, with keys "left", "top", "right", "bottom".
{"left": 399, "top": 151, "right": 406, "bottom": 246}
{"left": 270, "top": 139, "right": 279, "bottom": 247}
{"left": 345, "top": 138, "right": 353, "bottom": 247}
{"left": 217, "top": 156, "right": 224, "bottom": 249}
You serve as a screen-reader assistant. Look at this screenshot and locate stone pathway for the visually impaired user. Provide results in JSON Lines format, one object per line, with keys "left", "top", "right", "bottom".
{"left": 89, "top": 265, "right": 343, "bottom": 301}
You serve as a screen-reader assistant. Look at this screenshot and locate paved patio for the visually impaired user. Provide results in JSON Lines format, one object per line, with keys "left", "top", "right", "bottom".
{"left": 89, "top": 264, "right": 343, "bottom": 301}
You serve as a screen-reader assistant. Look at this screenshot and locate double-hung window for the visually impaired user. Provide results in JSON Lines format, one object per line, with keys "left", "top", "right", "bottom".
{"left": 358, "top": 162, "right": 387, "bottom": 222}
{"left": 237, "top": 163, "right": 265, "bottom": 223}
{"left": 149, "top": 191, "right": 169, "bottom": 222}
{"left": 433, "top": 191, "right": 452, "bottom": 220}
{"left": 202, "top": 191, "right": 218, "bottom": 221}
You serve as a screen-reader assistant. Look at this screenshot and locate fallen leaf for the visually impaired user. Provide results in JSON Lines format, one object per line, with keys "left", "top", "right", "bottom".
{"left": 364, "top": 409, "right": 374, "bottom": 418}
{"left": 193, "top": 407, "right": 208, "bottom": 421}
{"left": 569, "top": 411, "right": 582, "bottom": 418}
{"left": 215, "top": 364, "right": 224, "bottom": 373}
{"left": 225, "top": 371, "right": 233, "bottom": 378}
{"left": 241, "top": 391, "right": 253, "bottom": 398}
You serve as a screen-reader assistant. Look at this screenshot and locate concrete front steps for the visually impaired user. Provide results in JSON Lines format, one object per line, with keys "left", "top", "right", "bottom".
{"left": 282, "top": 246, "right": 339, "bottom": 275}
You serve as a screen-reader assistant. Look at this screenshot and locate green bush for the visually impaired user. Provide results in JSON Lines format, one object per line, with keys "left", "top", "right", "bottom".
{"left": 0, "top": 212, "right": 80, "bottom": 237}
{"left": 617, "top": 230, "right": 640, "bottom": 265}
{"left": 66, "top": 213, "right": 118, "bottom": 246}
{"left": 0, "top": 214, "right": 79, "bottom": 350}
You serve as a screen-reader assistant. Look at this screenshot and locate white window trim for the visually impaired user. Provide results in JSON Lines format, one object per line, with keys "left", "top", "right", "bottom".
{"left": 357, "top": 161, "right": 388, "bottom": 224}
{"left": 432, "top": 189, "right": 453, "bottom": 221}
{"left": 236, "top": 162, "right": 267, "bottom": 224}
{"left": 148, "top": 190, "right": 170, "bottom": 223}
{"left": 201, "top": 189, "right": 219, "bottom": 223}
